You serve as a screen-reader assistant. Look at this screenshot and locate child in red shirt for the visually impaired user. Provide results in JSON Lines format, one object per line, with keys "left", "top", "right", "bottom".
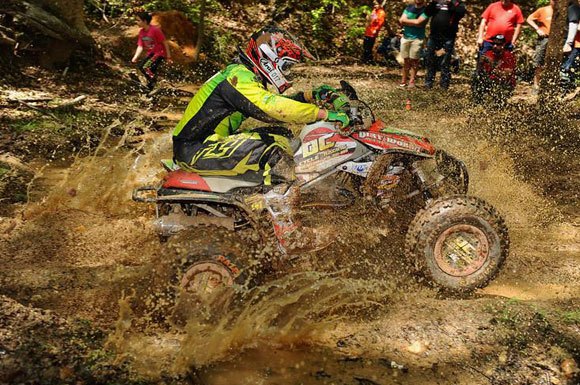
{"left": 131, "top": 12, "right": 171, "bottom": 93}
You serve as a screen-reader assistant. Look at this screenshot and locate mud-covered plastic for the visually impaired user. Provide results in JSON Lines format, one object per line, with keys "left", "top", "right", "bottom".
{"left": 435, "top": 150, "right": 469, "bottom": 195}
{"left": 132, "top": 186, "right": 158, "bottom": 202}
{"left": 132, "top": 160, "right": 180, "bottom": 202}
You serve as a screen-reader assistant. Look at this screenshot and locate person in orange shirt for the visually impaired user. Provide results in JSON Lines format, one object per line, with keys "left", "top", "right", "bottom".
{"left": 526, "top": 0, "right": 554, "bottom": 91}
{"left": 362, "top": 0, "right": 387, "bottom": 64}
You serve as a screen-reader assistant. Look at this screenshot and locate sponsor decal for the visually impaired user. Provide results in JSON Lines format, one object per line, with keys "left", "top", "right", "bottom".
{"left": 357, "top": 131, "right": 423, "bottom": 152}
{"left": 303, "top": 136, "right": 336, "bottom": 158}
{"left": 356, "top": 164, "right": 368, "bottom": 173}
{"left": 260, "top": 58, "right": 282, "bottom": 83}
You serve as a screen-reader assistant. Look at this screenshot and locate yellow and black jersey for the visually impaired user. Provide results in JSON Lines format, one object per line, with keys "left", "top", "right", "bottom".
{"left": 172, "top": 63, "right": 320, "bottom": 143}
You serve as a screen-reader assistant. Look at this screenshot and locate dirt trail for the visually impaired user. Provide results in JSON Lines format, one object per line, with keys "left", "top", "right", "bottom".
{"left": 0, "top": 65, "right": 579, "bottom": 384}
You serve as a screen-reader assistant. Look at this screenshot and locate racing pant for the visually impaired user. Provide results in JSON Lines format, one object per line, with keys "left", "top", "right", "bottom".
{"left": 138, "top": 53, "right": 165, "bottom": 91}
{"left": 172, "top": 127, "right": 295, "bottom": 185}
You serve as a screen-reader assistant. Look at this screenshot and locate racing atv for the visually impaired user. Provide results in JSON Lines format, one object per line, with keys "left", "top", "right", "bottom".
{"left": 133, "top": 81, "right": 509, "bottom": 306}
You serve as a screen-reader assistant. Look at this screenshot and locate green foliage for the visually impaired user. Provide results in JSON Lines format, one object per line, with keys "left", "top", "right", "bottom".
{"left": 561, "top": 310, "right": 580, "bottom": 325}
{"left": 0, "top": 167, "right": 9, "bottom": 178}
{"left": 11, "top": 121, "right": 41, "bottom": 133}
{"left": 536, "top": 0, "right": 550, "bottom": 7}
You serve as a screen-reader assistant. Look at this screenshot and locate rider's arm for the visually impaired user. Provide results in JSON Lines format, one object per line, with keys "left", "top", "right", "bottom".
{"left": 224, "top": 66, "right": 320, "bottom": 124}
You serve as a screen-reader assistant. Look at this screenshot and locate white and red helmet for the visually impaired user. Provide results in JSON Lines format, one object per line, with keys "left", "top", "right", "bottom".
{"left": 245, "top": 25, "right": 314, "bottom": 93}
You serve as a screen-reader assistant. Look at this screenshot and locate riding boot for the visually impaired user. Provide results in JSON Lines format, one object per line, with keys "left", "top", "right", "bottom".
{"left": 264, "top": 185, "right": 332, "bottom": 255}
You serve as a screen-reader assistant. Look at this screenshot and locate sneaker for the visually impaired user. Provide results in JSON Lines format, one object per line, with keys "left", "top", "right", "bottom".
{"left": 399, "top": 82, "right": 407, "bottom": 88}
{"left": 408, "top": 81, "right": 415, "bottom": 88}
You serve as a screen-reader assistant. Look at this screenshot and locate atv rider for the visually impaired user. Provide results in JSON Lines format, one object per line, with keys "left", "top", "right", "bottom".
{"left": 172, "top": 25, "right": 351, "bottom": 253}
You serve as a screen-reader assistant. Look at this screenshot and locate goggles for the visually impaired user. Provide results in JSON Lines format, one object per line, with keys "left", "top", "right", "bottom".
{"left": 260, "top": 43, "right": 299, "bottom": 75}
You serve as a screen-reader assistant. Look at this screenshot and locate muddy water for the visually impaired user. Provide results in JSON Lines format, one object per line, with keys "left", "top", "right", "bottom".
{"left": 4, "top": 70, "right": 578, "bottom": 384}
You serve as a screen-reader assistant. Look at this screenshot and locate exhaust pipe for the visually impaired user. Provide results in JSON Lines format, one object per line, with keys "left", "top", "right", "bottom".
{"left": 153, "top": 213, "right": 235, "bottom": 238}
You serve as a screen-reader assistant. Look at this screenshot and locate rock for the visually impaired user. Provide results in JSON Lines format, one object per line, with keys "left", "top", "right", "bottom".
{"left": 561, "top": 358, "right": 578, "bottom": 379}
{"left": 407, "top": 341, "right": 429, "bottom": 355}
{"left": 498, "top": 350, "right": 508, "bottom": 364}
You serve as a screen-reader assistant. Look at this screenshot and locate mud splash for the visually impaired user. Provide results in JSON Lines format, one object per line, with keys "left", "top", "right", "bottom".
{"left": 28, "top": 123, "right": 172, "bottom": 216}
{"left": 2, "top": 67, "right": 578, "bottom": 385}
{"left": 108, "top": 272, "right": 395, "bottom": 379}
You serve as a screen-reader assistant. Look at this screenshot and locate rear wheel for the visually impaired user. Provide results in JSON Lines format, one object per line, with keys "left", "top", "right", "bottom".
{"left": 405, "top": 196, "right": 509, "bottom": 292}
{"left": 141, "top": 226, "right": 258, "bottom": 325}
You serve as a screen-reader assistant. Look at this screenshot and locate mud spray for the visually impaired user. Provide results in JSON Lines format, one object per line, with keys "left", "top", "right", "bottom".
{"left": 6, "top": 71, "right": 577, "bottom": 384}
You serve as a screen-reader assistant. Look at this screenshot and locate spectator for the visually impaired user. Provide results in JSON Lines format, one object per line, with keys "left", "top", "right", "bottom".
{"left": 377, "top": 28, "right": 403, "bottom": 66}
{"left": 423, "top": 0, "right": 466, "bottom": 90}
{"left": 362, "top": 0, "right": 387, "bottom": 64}
{"left": 472, "top": 34, "right": 516, "bottom": 104}
{"left": 399, "top": 0, "right": 429, "bottom": 87}
{"left": 476, "top": 0, "right": 524, "bottom": 55}
{"left": 562, "top": 0, "right": 580, "bottom": 91}
{"left": 527, "top": 0, "right": 554, "bottom": 92}
{"left": 131, "top": 12, "right": 171, "bottom": 93}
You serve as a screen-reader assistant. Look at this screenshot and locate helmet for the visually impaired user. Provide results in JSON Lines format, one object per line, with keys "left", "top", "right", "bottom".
{"left": 491, "top": 34, "right": 506, "bottom": 46}
{"left": 245, "top": 25, "right": 314, "bottom": 93}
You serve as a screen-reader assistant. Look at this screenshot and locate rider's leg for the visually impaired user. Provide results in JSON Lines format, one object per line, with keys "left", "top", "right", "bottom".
{"left": 264, "top": 183, "right": 331, "bottom": 254}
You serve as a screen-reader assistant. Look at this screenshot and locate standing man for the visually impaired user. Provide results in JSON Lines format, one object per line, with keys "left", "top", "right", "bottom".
{"left": 526, "top": 0, "right": 554, "bottom": 92}
{"left": 562, "top": 0, "right": 580, "bottom": 91}
{"left": 476, "top": 0, "right": 525, "bottom": 54}
{"left": 399, "top": 0, "right": 429, "bottom": 87}
{"left": 424, "top": 0, "right": 466, "bottom": 89}
{"left": 131, "top": 12, "right": 171, "bottom": 93}
{"left": 362, "top": 0, "right": 387, "bottom": 64}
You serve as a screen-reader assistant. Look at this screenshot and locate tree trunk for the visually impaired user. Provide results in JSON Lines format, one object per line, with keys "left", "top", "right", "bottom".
{"left": 538, "top": 0, "right": 569, "bottom": 103}
{"left": 192, "top": 0, "right": 207, "bottom": 61}
{"left": 0, "top": 0, "right": 95, "bottom": 69}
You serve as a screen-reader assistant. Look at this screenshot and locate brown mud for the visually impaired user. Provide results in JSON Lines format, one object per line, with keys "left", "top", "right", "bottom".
{"left": 1, "top": 64, "right": 579, "bottom": 384}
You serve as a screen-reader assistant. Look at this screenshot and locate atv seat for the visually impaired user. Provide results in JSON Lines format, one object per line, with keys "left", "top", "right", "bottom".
{"left": 162, "top": 170, "right": 263, "bottom": 193}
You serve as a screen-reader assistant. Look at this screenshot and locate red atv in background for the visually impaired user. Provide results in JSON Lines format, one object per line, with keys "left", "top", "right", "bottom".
{"left": 133, "top": 81, "right": 509, "bottom": 305}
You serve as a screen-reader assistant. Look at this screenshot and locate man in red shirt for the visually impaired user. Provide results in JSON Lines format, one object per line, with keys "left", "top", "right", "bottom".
{"left": 476, "top": 0, "right": 524, "bottom": 54}
{"left": 362, "top": 0, "right": 387, "bottom": 64}
{"left": 131, "top": 12, "right": 171, "bottom": 93}
{"left": 472, "top": 34, "right": 516, "bottom": 104}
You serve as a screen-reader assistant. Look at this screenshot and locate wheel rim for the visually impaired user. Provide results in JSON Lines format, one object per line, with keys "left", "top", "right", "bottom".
{"left": 433, "top": 224, "right": 489, "bottom": 277}
{"left": 180, "top": 259, "right": 235, "bottom": 295}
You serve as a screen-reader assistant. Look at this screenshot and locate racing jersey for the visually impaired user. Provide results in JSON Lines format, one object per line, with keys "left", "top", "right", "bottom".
{"left": 173, "top": 63, "right": 320, "bottom": 143}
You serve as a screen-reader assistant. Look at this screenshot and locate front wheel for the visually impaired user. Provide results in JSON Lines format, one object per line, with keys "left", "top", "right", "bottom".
{"left": 405, "top": 196, "right": 509, "bottom": 292}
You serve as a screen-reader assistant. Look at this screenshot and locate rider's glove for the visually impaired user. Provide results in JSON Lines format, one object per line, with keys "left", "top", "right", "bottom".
{"left": 327, "top": 92, "right": 350, "bottom": 112}
{"left": 326, "top": 111, "right": 353, "bottom": 136}
{"left": 311, "top": 85, "right": 337, "bottom": 102}
{"left": 311, "top": 85, "right": 350, "bottom": 112}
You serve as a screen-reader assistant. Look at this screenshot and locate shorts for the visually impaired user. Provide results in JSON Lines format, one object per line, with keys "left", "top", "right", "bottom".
{"left": 534, "top": 37, "right": 549, "bottom": 67}
{"left": 400, "top": 37, "right": 423, "bottom": 59}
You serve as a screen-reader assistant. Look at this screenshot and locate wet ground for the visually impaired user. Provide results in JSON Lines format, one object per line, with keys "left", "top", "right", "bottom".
{"left": 0, "top": 65, "right": 579, "bottom": 384}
